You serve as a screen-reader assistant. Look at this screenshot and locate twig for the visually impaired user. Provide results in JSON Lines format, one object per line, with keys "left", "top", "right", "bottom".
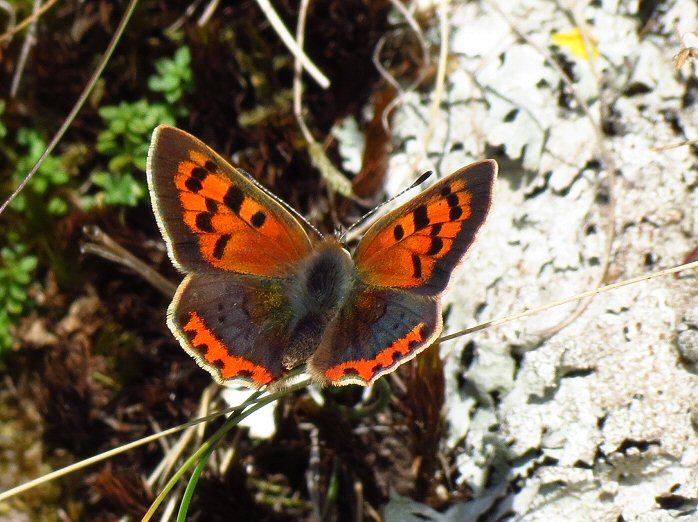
{"left": 197, "top": 0, "right": 219, "bottom": 26}
{"left": 10, "top": 0, "right": 41, "bottom": 97}
{"left": 292, "top": 0, "right": 353, "bottom": 197}
{"left": 255, "top": 0, "right": 329, "bottom": 88}
{"left": 0, "top": 0, "right": 57, "bottom": 44}
{"left": 440, "top": 259, "right": 698, "bottom": 342}
{"left": 652, "top": 137, "right": 698, "bottom": 151}
{"left": 421, "top": 0, "right": 450, "bottom": 166}
{"left": 374, "top": 0, "right": 430, "bottom": 134}
{"left": 81, "top": 225, "right": 177, "bottom": 298}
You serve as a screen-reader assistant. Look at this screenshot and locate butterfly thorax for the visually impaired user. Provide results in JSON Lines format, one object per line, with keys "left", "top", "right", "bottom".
{"left": 281, "top": 238, "right": 355, "bottom": 369}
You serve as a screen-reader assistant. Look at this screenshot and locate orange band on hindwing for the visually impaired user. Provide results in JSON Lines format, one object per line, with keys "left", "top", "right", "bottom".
{"left": 183, "top": 311, "right": 273, "bottom": 385}
{"left": 323, "top": 323, "right": 427, "bottom": 383}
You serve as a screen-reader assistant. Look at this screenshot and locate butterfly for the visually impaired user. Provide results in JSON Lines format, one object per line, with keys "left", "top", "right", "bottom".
{"left": 146, "top": 126, "right": 497, "bottom": 389}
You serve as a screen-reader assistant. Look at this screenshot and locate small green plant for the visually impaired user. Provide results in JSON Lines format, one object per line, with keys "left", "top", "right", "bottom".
{"left": 90, "top": 170, "right": 146, "bottom": 207}
{"left": 0, "top": 240, "right": 38, "bottom": 352}
{"left": 11, "top": 128, "right": 72, "bottom": 216}
{"left": 88, "top": 46, "right": 192, "bottom": 208}
{"left": 148, "top": 46, "right": 193, "bottom": 106}
{"left": 86, "top": 100, "right": 174, "bottom": 209}
{"left": 96, "top": 100, "right": 175, "bottom": 173}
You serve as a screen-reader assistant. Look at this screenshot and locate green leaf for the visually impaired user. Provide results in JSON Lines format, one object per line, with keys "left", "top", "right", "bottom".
{"left": 9, "top": 285, "right": 27, "bottom": 302}
{"left": 17, "top": 256, "right": 38, "bottom": 273}
{"left": 108, "top": 154, "right": 133, "bottom": 172}
{"left": 48, "top": 197, "right": 69, "bottom": 215}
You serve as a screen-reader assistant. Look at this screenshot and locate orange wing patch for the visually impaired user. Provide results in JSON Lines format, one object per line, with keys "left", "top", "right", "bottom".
{"left": 354, "top": 161, "right": 497, "bottom": 294}
{"left": 358, "top": 180, "right": 472, "bottom": 276}
{"left": 182, "top": 311, "right": 273, "bottom": 386}
{"left": 323, "top": 322, "right": 427, "bottom": 384}
{"left": 174, "top": 148, "right": 310, "bottom": 277}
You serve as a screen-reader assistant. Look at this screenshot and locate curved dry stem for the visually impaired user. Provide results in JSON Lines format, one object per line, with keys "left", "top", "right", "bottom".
{"left": 374, "top": 0, "right": 430, "bottom": 134}
{"left": 419, "top": 0, "right": 450, "bottom": 171}
{"left": 255, "top": 0, "right": 329, "bottom": 88}
{"left": 439, "top": 259, "right": 698, "bottom": 343}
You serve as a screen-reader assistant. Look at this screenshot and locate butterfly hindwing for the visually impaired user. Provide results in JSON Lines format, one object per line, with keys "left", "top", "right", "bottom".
{"left": 147, "top": 125, "right": 312, "bottom": 277}
{"left": 170, "top": 273, "right": 295, "bottom": 388}
{"left": 309, "top": 283, "right": 441, "bottom": 386}
{"left": 353, "top": 160, "right": 497, "bottom": 295}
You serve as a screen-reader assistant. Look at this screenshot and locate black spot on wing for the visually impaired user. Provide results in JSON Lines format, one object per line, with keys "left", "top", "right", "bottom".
{"left": 427, "top": 237, "right": 443, "bottom": 256}
{"left": 196, "top": 213, "right": 214, "bottom": 232}
{"left": 394, "top": 224, "right": 404, "bottom": 241}
{"left": 213, "top": 234, "right": 231, "bottom": 259}
{"left": 204, "top": 160, "right": 219, "bottom": 172}
{"left": 236, "top": 369, "right": 254, "bottom": 379}
{"left": 440, "top": 185, "right": 452, "bottom": 196}
{"left": 192, "top": 343, "right": 208, "bottom": 354}
{"left": 185, "top": 177, "right": 203, "bottom": 193}
{"left": 449, "top": 206, "right": 463, "bottom": 221}
{"left": 411, "top": 253, "right": 422, "bottom": 278}
{"left": 251, "top": 211, "right": 266, "bottom": 228}
{"left": 413, "top": 205, "right": 430, "bottom": 230}
{"left": 191, "top": 166, "right": 208, "bottom": 180}
{"left": 206, "top": 198, "right": 218, "bottom": 212}
{"left": 224, "top": 185, "right": 244, "bottom": 214}
{"left": 447, "top": 193, "right": 459, "bottom": 208}
{"left": 430, "top": 223, "right": 442, "bottom": 236}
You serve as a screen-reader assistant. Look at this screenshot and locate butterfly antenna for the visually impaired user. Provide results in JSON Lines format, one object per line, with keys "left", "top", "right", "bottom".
{"left": 341, "top": 170, "right": 433, "bottom": 241}
{"left": 238, "top": 168, "right": 324, "bottom": 239}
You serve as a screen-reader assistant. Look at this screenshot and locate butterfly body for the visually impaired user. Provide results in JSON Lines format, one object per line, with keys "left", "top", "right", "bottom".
{"left": 147, "top": 126, "right": 497, "bottom": 388}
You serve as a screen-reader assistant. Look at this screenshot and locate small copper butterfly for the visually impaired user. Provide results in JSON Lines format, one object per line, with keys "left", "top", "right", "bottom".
{"left": 146, "top": 126, "right": 497, "bottom": 388}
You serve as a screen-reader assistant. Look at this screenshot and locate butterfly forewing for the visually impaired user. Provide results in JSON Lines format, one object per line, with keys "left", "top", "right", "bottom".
{"left": 353, "top": 160, "right": 497, "bottom": 295}
{"left": 147, "top": 125, "right": 312, "bottom": 277}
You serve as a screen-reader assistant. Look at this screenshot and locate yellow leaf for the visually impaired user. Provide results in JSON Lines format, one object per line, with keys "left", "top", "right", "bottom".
{"left": 551, "top": 27, "right": 599, "bottom": 61}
